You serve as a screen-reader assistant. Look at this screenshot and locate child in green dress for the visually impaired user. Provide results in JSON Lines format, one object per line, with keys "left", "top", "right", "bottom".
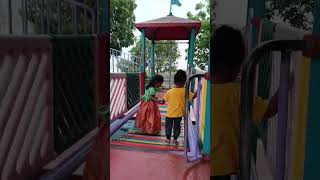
{"left": 135, "top": 75, "right": 164, "bottom": 135}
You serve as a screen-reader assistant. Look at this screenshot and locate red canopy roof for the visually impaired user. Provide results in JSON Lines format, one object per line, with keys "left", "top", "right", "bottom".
{"left": 135, "top": 15, "right": 201, "bottom": 40}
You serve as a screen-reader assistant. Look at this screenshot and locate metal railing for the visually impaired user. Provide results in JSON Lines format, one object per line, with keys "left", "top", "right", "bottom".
{"left": 239, "top": 40, "right": 309, "bottom": 180}
{"left": 110, "top": 48, "right": 141, "bottom": 73}
{"left": 5, "top": 0, "right": 96, "bottom": 35}
{"left": 184, "top": 74, "right": 205, "bottom": 162}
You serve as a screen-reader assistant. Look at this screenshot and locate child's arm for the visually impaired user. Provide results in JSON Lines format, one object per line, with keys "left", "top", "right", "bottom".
{"left": 204, "top": 72, "right": 210, "bottom": 80}
{"left": 192, "top": 91, "right": 197, "bottom": 99}
{"left": 263, "top": 72, "right": 294, "bottom": 119}
{"left": 263, "top": 90, "right": 278, "bottom": 119}
{"left": 150, "top": 96, "right": 165, "bottom": 104}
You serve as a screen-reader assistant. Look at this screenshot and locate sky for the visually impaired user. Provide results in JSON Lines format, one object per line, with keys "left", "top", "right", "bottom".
{"left": 122, "top": 0, "right": 206, "bottom": 70}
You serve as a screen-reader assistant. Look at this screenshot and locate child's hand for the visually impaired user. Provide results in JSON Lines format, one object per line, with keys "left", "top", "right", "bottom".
{"left": 204, "top": 72, "right": 210, "bottom": 80}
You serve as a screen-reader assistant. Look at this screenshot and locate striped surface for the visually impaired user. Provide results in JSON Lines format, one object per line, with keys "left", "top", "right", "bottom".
{"left": 0, "top": 37, "right": 54, "bottom": 180}
{"left": 111, "top": 104, "right": 185, "bottom": 151}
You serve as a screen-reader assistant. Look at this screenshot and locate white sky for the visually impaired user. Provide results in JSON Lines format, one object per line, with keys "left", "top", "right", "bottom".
{"left": 122, "top": 0, "right": 206, "bottom": 69}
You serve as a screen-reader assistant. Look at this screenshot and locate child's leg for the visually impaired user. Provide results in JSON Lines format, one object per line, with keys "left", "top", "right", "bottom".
{"left": 173, "top": 117, "right": 182, "bottom": 140}
{"left": 165, "top": 117, "right": 173, "bottom": 140}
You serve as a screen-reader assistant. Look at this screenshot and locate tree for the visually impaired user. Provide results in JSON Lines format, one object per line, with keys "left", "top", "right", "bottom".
{"left": 265, "top": 0, "right": 314, "bottom": 30}
{"left": 25, "top": 0, "right": 96, "bottom": 34}
{"left": 110, "top": 0, "right": 136, "bottom": 51}
{"left": 186, "top": 0, "right": 210, "bottom": 70}
{"left": 130, "top": 37, "right": 180, "bottom": 73}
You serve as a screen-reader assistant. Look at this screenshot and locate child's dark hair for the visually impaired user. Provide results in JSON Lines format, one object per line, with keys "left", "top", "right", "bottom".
{"left": 211, "top": 25, "right": 245, "bottom": 73}
{"left": 174, "top": 70, "right": 187, "bottom": 86}
{"left": 146, "top": 74, "right": 164, "bottom": 90}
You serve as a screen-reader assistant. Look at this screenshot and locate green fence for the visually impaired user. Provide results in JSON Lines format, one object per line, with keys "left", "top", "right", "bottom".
{"left": 52, "top": 36, "right": 97, "bottom": 154}
{"left": 126, "top": 73, "right": 140, "bottom": 110}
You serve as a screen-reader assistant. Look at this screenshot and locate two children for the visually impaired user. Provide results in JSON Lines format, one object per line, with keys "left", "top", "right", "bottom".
{"left": 135, "top": 70, "right": 197, "bottom": 145}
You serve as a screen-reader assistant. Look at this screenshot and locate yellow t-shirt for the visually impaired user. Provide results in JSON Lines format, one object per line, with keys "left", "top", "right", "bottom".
{"left": 163, "top": 88, "right": 194, "bottom": 118}
{"left": 211, "top": 83, "right": 268, "bottom": 176}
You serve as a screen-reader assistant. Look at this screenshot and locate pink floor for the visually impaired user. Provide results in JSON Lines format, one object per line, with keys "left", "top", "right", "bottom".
{"left": 110, "top": 148, "right": 210, "bottom": 180}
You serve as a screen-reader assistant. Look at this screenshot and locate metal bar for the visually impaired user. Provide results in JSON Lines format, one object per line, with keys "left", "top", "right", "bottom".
{"left": 188, "top": 28, "right": 196, "bottom": 77}
{"left": 57, "top": 0, "right": 61, "bottom": 33}
{"left": 46, "top": 0, "right": 50, "bottom": 34}
{"left": 110, "top": 107, "right": 138, "bottom": 136}
{"left": 154, "top": 42, "right": 189, "bottom": 44}
{"left": 63, "top": 0, "right": 96, "bottom": 34}
{"left": 39, "top": 141, "right": 94, "bottom": 180}
{"left": 195, "top": 77, "right": 202, "bottom": 142}
{"left": 41, "top": 0, "right": 45, "bottom": 34}
{"left": 22, "top": 0, "right": 26, "bottom": 34}
{"left": 140, "top": 29, "right": 146, "bottom": 95}
{"left": 72, "top": 4, "right": 77, "bottom": 34}
{"left": 184, "top": 74, "right": 205, "bottom": 162}
{"left": 239, "top": 39, "right": 306, "bottom": 180}
{"left": 8, "top": 0, "right": 12, "bottom": 34}
{"left": 83, "top": 9, "right": 87, "bottom": 33}
{"left": 25, "top": 0, "right": 28, "bottom": 34}
{"left": 150, "top": 39, "right": 155, "bottom": 77}
{"left": 275, "top": 51, "right": 291, "bottom": 180}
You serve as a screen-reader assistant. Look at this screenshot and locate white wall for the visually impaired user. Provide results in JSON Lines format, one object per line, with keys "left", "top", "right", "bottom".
{"left": 215, "top": 0, "right": 248, "bottom": 28}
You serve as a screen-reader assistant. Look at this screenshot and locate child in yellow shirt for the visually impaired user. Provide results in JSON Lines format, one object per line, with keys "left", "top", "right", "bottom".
{"left": 211, "top": 25, "right": 291, "bottom": 179}
{"left": 160, "top": 70, "right": 196, "bottom": 144}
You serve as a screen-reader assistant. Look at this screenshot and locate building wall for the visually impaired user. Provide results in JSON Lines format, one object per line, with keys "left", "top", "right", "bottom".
{"left": 215, "top": 0, "right": 248, "bottom": 28}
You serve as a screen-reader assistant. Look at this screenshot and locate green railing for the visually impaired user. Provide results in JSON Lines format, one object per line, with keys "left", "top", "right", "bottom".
{"left": 52, "top": 36, "right": 97, "bottom": 153}
{"left": 126, "top": 73, "right": 140, "bottom": 110}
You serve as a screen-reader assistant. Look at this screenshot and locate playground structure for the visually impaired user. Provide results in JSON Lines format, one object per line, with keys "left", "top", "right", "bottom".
{"left": 109, "top": 14, "right": 211, "bottom": 179}
{"left": 237, "top": 0, "right": 320, "bottom": 180}
{"left": 0, "top": 0, "right": 108, "bottom": 179}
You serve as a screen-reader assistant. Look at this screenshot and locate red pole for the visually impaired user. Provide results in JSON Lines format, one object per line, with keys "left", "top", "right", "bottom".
{"left": 83, "top": 34, "right": 108, "bottom": 180}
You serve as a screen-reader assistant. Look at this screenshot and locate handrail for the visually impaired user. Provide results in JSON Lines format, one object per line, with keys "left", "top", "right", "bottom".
{"left": 184, "top": 74, "right": 205, "bottom": 162}
{"left": 39, "top": 128, "right": 98, "bottom": 180}
{"left": 7, "top": 0, "right": 96, "bottom": 34}
{"left": 63, "top": 0, "right": 96, "bottom": 34}
{"left": 110, "top": 48, "right": 141, "bottom": 73}
{"left": 239, "top": 40, "right": 307, "bottom": 180}
{"left": 110, "top": 104, "right": 140, "bottom": 136}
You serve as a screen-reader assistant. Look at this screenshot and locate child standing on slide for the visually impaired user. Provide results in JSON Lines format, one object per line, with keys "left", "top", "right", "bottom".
{"left": 135, "top": 75, "right": 164, "bottom": 135}
{"left": 160, "top": 70, "right": 197, "bottom": 144}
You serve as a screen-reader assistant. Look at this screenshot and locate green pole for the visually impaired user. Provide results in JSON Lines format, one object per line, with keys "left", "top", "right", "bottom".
{"left": 247, "top": 0, "right": 266, "bottom": 49}
{"left": 188, "top": 28, "right": 195, "bottom": 76}
{"left": 140, "top": 29, "right": 146, "bottom": 95}
{"left": 151, "top": 39, "right": 155, "bottom": 77}
{"left": 188, "top": 28, "right": 196, "bottom": 90}
{"left": 141, "top": 29, "right": 146, "bottom": 73}
{"left": 304, "top": 1, "right": 320, "bottom": 179}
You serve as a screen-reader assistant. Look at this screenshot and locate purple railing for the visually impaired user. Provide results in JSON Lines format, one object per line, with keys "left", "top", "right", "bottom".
{"left": 184, "top": 74, "right": 205, "bottom": 162}
{"left": 239, "top": 39, "right": 307, "bottom": 180}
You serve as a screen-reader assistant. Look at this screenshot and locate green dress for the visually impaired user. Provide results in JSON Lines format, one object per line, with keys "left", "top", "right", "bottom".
{"left": 135, "top": 87, "right": 161, "bottom": 134}
{"left": 141, "top": 87, "right": 159, "bottom": 102}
